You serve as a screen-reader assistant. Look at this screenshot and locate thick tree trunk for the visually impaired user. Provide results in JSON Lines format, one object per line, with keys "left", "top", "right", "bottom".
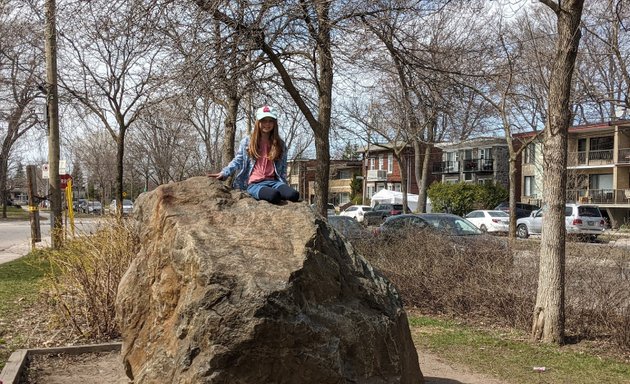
{"left": 532, "top": 0, "right": 584, "bottom": 344}
{"left": 221, "top": 96, "right": 240, "bottom": 167}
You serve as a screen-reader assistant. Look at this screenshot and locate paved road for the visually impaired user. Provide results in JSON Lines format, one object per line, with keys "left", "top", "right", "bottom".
{"left": 0, "top": 215, "right": 100, "bottom": 264}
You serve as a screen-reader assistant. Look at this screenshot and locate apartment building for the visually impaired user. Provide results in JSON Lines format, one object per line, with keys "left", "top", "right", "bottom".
{"left": 566, "top": 121, "right": 630, "bottom": 226}
{"left": 431, "top": 137, "right": 510, "bottom": 189}
{"left": 360, "top": 142, "right": 441, "bottom": 202}
{"left": 287, "top": 159, "right": 362, "bottom": 206}
{"left": 516, "top": 120, "right": 630, "bottom": 227}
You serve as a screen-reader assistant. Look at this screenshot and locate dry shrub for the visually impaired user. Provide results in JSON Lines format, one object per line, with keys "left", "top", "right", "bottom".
{"left": 40, "top": 218, "right": 138, "bottom": 340}
{"left": 354, "top": 230, "right": 535, "bottom": 329}
{"left": 354, "top": 233, "right": 630, "bottom": 350}
{"left": 565, "top": 243, "right": 630, "bottom": 348}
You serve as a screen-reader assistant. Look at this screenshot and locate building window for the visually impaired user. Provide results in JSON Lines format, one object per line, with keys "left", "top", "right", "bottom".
{"left": 524, "top": 176, "right": 535, "bottom": 196}
{"left": 589, "top": 136, "right": 614, "bottom": 151}
{"left": 464, "top": 172, "right": 473, "bottom": 181}
{"left": 393, "top": 184, "right": 401, "bottom": 192}
{"left": 338, "top": 169, "right": 353, "bottom": 179}
{"left": 589, "top": 174, "right": 613, "bottom": 190}
{"left": 524, "top": 144, "right": 536, "bottom": 164}
{"left": 369, "top": 157, "right": 375, "bottom": 170}
{"left": 387, "top": 154, "right": 393, "bottom": 173}
{"left": 479, "top": 148, "right": 491, "bottom": 159}
{"left": 378, "top": 154, "right": 384, "bottom": 170}
{"left": 367, "top": 185, "right": 375, "bottom": 198}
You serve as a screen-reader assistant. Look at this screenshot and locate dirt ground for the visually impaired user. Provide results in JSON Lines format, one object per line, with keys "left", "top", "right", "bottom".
{"left": 22, "top": 348, "right": 508, "bottom": 384}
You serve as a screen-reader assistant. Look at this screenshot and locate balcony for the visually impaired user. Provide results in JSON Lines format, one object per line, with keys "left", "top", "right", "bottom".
{"left": 568, "top": 150, "right": 613, "bottom": 166}
{"left": 366, "top": 169, "right": 387, "bottom": 181}
{"left": 432, "top": 161, "right": 460, "bottom": 174}
{"left": 462, "top": 158, "right": 495, "bottom": 173}
{"left": 567, "top": 189, "right": 630, "bottom": 204}
{"left": 619, "top": 148, "right": 630, "bottom": 164}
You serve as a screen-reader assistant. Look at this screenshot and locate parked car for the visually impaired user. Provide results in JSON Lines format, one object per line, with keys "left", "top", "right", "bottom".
{"left": 327, "top": 215, "right": 370, "bottom": 240}
{"left": 374, "top": 213, "right": 504, "bottom": 253}
{"left": 83, "top": 200, "right": 102, "bottom": 214}
{"left": 339, "top": 205, "right": 372, "bottom": 223}
{"left": 414, "top": 213, "right": 484, "bottom": 237}
{"left": 110, "top": 199, "right": 134, "bottom": 215}
{"left": 363, "top": 203, "right": 409, "bottom": 226}
{"left": 464, "top": 210, "right": 509, "bottom": 233}
{"left": 495, "top": 201, "right": 540, "bottom": 219}
{"left": 72, "top": 198, "right": 87, "bottom": 212}
{"left": 373, "top": 214, "right": 430, "bottom": 237}
{"left": 516, "top": 204, "right": 606, "bottom": 240}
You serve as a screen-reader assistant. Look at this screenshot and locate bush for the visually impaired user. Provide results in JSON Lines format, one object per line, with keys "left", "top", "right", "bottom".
{"left": 427, "top": 182, "right": 508, "bottom": 216}
{"left": 354, "top": 230, "right": 534, "bottom": 329}
{"left": 353, "top": 234, "right": 630, "bottom": 350}
{"left": 40, "top": 219, "right": 138, "bottom": 340}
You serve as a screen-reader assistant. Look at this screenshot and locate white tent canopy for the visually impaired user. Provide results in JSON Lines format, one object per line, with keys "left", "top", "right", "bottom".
{"left": 369, "top": 189, "right": 432, "bottom": 213}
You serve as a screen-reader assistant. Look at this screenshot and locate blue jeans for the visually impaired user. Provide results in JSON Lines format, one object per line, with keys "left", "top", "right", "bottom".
{"left": 246, "top": 180, "right": 299, "bottom": 204}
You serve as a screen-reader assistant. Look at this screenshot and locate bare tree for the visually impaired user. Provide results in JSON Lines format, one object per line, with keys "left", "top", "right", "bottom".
{"left": 59, "top": 0, "right": 165, "bottom": 216}
{"left": 196, "top": 0, "right": 369, "bottom": 216}
{"left": 574, "top": 1, "right": 630, "bottom": 121}
{"left": 532, "top": 0, "right": 585, "bottom": 344}
{"left": 0, "top": 4, "right": 43, "bottom": 218}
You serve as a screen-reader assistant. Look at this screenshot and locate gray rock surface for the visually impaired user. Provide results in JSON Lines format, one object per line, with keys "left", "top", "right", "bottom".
{"left": 116, "top": 176, "right": 423, "bottom": 383}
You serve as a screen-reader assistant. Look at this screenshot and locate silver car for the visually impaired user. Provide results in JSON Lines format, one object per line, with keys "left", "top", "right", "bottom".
{"left": 516, "top": 204, "right": 605, "bottom": 240}
{"left": 110, "top": 199, "right": 134, "bottom": 215}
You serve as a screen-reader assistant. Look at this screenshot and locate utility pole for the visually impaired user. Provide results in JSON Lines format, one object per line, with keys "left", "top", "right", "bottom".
{"left": 44, "top": 0, "right": 62, "bottom": 248}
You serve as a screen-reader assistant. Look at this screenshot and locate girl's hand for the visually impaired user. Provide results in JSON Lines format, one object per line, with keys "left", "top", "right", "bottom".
{"left": 207, "top": 172, "right": 226, "bottom": 181}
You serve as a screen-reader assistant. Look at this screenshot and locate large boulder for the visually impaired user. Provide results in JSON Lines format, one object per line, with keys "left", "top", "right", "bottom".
{"left": 116, "top": 176, "right": 423, "bottom": 384}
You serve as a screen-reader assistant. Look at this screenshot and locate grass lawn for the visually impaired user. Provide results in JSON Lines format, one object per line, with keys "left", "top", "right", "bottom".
{"left": 409, "top": 315, "right": 630, "bottom": 384}
{"left": 0, "top": 252, "right": 50, "bottom": 369}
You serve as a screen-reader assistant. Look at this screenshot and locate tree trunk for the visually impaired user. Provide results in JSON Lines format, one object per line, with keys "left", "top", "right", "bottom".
{"left": 45, "top": 0, "right": 63, "bottom": 248}
{"left": 395, "top": 154, "right": 408, "bottom": 213}
{"left": 532, "top": 0, "right": 584, "bottom": 344}
{"left": 115, "top": 130, "right": 126, "bottom": 217}
{"left": 508, "top": 155, "right": 518, "bottom": 238}
{"left": 221, "top": 96, "right": 240, "bottom": 167}
{"left": 418, "top": 143, "right": 432, "bottom": 213}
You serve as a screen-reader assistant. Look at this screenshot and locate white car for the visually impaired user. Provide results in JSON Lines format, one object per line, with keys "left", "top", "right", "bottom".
{"left": 339, "top": 205, "right": 373, "bottom": 223}
{"left": 464, "top": 210, "right": 509, "bottom": 233}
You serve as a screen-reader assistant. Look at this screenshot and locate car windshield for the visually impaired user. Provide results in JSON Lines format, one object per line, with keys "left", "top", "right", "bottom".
{"left": 488, "top": 211, "right": 509, "bottom": 217}
{"left": 123, "top": 199, "right": 133, "bottom": 205}
{"left": 420, "top": 215, "right": 482, "bottom": 236}
{"left": 392, "top": 204, "right": 404, "bottom": 210}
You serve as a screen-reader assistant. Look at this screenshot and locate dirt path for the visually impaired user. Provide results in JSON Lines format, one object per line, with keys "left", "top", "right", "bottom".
{"left": 23, "top": 349, "right": 508, "bottom": 384}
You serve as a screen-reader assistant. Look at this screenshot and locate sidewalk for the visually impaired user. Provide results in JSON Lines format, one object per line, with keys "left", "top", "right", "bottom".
{"left": 0, "top": 235, "right": 52, "bottom": 265}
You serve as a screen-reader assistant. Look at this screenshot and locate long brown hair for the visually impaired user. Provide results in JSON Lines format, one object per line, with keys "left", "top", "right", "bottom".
{"left": 248, "top": 119, "right": 284, "bottom": 160}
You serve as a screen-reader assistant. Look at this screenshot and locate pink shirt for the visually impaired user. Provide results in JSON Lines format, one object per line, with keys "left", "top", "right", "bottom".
{"left": 248, "top": 142, "right": 276, "bottom": 184}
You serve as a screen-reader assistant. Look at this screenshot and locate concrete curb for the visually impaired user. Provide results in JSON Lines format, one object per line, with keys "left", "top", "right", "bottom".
{"left": 0, "top": 342, "right": 121, "bottom": 384}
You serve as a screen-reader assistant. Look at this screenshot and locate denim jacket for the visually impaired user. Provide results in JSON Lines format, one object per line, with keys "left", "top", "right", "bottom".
{"left": 220, "top": 136, "right": 288, "bottom": 191}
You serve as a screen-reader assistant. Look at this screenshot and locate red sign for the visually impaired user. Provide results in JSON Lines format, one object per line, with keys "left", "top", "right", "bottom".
{"left": 60, "top": 174, "right": 72, "bottom": 190}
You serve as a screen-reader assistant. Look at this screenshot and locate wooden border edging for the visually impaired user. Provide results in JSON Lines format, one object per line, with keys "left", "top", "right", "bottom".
{"left": 0, "top": 342, "right": 122, "bottom": 384}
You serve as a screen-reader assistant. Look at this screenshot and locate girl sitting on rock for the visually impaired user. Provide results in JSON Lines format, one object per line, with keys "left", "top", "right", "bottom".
{"left": 207, "top": 105, "right": 300, "bottom": 204}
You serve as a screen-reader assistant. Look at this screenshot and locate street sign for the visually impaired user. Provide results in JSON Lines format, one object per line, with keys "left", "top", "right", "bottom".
{"left": 60, "top": 174, "right": 72, "bottom": 190}
{"left": 42, "top": 160, "right": 67, "bottom": 179}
